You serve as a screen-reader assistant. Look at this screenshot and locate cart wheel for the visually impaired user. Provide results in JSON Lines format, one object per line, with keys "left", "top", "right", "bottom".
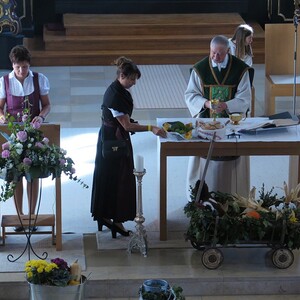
{"left": 272, "top": 248, "right": 294, "bottom": 269}
{"left": 190, "top": 241, "right": 205, "bottom": 251}
{"left": 202, "top": 248, "right": 223, "bottom": 269}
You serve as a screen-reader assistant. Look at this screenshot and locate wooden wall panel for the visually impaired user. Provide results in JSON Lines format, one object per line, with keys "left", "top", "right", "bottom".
{"left": 55, "top": 0, "right": 249, "bottom": 14}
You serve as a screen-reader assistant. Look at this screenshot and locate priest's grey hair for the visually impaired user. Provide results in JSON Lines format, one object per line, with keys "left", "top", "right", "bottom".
{"left": 210, "top": 35, "right": 229, "bottom": 49}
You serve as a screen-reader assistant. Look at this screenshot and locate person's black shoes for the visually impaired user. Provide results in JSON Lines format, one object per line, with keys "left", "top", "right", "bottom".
{"left": 111, "top": 223, "right": 132, "bottom": 238}
{"left": 97, "top": 218, "right": 113, "bottom": 231}
{"left": 14, "top": 226, "right": 24, "bottom": 232}
{"left": 13, "top": 226, "right": 38, "bottom": 232}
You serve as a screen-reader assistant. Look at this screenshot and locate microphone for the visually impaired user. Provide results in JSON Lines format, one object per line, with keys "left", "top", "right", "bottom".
{"left": 295, "top": 0, "right": 300, "bottom": 15}
{"left": 294, "top": 1, "right": 300, "bottom": 26}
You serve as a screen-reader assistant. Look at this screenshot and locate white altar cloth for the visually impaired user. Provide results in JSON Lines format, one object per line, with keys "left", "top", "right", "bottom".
{"left": 157, "top": 117, "right": 300, "bottom": 143}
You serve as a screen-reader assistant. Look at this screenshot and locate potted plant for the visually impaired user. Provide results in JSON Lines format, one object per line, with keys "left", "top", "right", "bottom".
{"left": 25, "top": 257, "right": 86, "bottom": 300}
{"left": 0, "top": 107, "right": 88, "bottom": 202}
{"left": 139, "top": 279, "right": 185, "bottom": 299}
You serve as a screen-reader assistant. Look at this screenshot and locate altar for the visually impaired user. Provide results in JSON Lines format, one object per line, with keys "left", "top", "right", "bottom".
{"left": 157, "top": 118, "right": 300, "bottom": 241}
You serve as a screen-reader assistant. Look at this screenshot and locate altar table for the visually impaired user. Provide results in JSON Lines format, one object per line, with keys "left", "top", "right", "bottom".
{"left": 0, "top": 124, "right": 62, "bottom": 251}
{"left": 157, "top": 118, "right": 300, "bottom": 241}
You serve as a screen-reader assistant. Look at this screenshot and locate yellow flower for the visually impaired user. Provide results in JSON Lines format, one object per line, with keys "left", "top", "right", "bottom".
{"left": 289, "top": 211, "right": 298, "bottom": 223}
{"left": 45, "top": 263, "right": 58, "bottom": 272}
{"left": 25, "top": 261, "right": 31, "bottom": 267}
{"left": 24, "top": 258, "right": 81, "bottom": 287}
{"left": 27, "top": 271, "right": 33, "bottom": 278}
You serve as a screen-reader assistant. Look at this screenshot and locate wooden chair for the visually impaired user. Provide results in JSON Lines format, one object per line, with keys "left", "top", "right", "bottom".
{"left": 265, "top": 24, "right": 300, "bottom": 115}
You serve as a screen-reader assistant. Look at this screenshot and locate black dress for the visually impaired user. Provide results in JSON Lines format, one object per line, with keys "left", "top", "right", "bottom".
{"left": 91, "top": 80, "right": 136, "bottom": 223}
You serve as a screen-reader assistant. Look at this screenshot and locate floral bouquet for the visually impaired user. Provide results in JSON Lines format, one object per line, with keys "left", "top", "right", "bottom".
{"left": 25, "top": 258, "right": 83, "bottom": 287}
{"left": 0, "top": 108, "right": 88, "bottom": 201}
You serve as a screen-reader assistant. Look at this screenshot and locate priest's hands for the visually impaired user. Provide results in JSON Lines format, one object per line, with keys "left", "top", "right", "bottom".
{"left": 215, "top": 101, "right": 227, "bottom": 113}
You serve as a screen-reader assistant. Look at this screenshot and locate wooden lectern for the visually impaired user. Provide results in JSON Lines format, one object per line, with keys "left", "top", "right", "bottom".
{"left": 0, "top": 124, "right": 62, "bottom": 251}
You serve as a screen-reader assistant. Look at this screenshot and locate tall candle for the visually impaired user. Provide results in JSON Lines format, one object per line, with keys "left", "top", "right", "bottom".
{"left": 135, "top": 155, "right": 144, "bottom": 172}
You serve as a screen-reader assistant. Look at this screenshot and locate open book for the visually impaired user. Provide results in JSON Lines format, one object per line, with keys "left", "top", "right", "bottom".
{"left": 239, "top": 118, "right": 299, "bottom": 134}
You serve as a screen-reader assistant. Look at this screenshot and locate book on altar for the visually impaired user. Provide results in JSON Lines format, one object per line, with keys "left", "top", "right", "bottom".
{"left": 239, "top": 119, "right": 299, "bottom": 134}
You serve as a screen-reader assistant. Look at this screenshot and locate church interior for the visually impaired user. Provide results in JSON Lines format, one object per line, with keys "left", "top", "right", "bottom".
{"left": 1, "top": 0, "right": 300, "bottom": 299}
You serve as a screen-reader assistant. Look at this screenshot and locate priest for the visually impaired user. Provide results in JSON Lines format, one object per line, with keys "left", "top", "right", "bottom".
{"left": 185, "top": 35, "right": 252, "bottom": 199}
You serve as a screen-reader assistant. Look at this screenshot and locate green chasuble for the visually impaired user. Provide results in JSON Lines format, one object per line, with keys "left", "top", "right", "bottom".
{"left": 193, "top": 54, "right": 249, "bottom": 118}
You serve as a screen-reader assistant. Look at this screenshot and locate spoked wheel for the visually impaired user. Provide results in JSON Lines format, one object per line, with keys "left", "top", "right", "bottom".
{"left": 202, "top": 248, "right": 223, "bottom": 269}
{"left": 190, "top": 241, "right": 205, "bottom": 251}
{"left": 272, "top": 248, "right": 294, "bottom": 269}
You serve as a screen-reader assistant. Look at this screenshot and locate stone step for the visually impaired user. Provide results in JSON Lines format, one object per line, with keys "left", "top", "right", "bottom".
{"left": 63, "top": 13, "right": 245, "bottom": 36}
{"left": 24, "top": 44, "right": 264, "bottom": 66}
{"left": 43, "top": 32, "right": 265, "bottom": 52}
{"left": 1, "top": 272, "right": 299, "bottom": 299}
{"left": 25, "top": 13, "right": 265, "bottom": 66}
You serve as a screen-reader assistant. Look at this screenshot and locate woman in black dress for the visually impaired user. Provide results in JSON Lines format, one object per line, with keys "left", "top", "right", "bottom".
{"left": 91, "top": 57, "right": 166, "bottom": 238}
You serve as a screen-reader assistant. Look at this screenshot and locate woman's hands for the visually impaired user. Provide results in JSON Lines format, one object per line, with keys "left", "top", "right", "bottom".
{"left": 151, "top": 125, "right": 167, "bottom": 138}
{"left": 32, "top": 115, "right": 44, "bottom": 123}
{"left": 117, "top": 114, "right": 167, "bottom": 138}
{"left": 0, "top": 115, "right": 6, "bottom": 124}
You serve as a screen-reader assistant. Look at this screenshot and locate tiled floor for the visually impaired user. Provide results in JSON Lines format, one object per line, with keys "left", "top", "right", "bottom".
{"left": 1, "top": 64, "right": 300, "bottom": 299}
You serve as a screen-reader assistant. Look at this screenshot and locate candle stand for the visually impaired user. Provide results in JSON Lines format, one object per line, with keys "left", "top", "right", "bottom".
{"left": 128, "top": 169, "right": 148, "bottom": 257}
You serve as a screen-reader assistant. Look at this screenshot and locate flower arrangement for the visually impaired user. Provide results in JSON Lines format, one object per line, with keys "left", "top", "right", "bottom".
{"left": 184, "top": 181, "right": 300, "bottom": 250}
{"left": 141, "top": 286, "right": 185, "bottom": 300}
{"left": 0, "top": 107, "right": 88, "bottom": 201}
{"left": 25, "top": 258, "right": 83, "bottom": 287}
{"left": 140, "top": 279, "right": 185, "bottom": 300}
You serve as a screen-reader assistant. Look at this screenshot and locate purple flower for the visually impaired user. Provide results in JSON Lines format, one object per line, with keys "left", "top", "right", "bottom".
{"left": 42, "top": 137, "right": 49, "bottom": 144}
{"left": 31, "top": 121, "right": 41, "bottom": 129}
{"left": 16, "top": 131, "right": 27, "bottom": 142}
{"left": 71, "top": 167, "right": 76, "bottom": 174}
{"left": 1, "top": 150, "right": 10, "bottom": 158}
{"left": 35, "top": 142, "right": 44, "bottom": 148}
{"left": 59, "top": 159, "right": 66, "bottom": 166}
{"left": 23, "top": 157, "right": 32, "bottom": 166}
{"left": 22, "top": 114, "right": 29, "bottom": 122}
{"left": 2, "top": 142, "right": 10, "bottom": 150}
{"left": 51, "top": 258, "right": 69, "bottom": 270}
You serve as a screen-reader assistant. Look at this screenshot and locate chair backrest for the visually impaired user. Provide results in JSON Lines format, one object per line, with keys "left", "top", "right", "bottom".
{"left": 265, "top": 23, "right": 300, "bottom": 75}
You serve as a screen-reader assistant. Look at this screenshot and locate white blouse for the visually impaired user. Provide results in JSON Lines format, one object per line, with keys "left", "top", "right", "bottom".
{"left": 0, "top": 70, "right": 50, "bottom": 98}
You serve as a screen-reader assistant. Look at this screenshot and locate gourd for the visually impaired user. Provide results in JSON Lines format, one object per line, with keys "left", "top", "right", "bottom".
{"left": 70, "top": 259, "right": 82, "bottom": 282}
